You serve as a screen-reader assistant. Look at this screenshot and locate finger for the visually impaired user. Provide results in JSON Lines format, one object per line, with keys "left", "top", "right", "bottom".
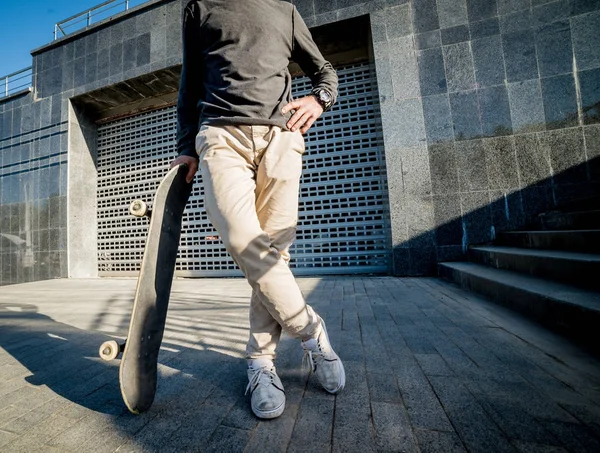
{"left": 300, "top": 116, "right": 316, "bottom": 134}
{"left": 286, "top": 107, "right": 306, "bottom": 130}
{"left": 299, "top": 110, "right": 314, "bottom": 130}
{"left": 293, "top": 110, "right": 314, "bottom": 132}
{"left": 300, "top": 111, "right": 319, "bottom": 133}
{"left": 186, "top": 168, "right": 196, "bottom": 183}
{"left": 186, "top": 161, "right": 198, "bottom": 183}
{"left": 281, "top": 100, "right": 301, "bottom": 114}
{"left": 290, "top": 104, "right": 316, "bottom": 128}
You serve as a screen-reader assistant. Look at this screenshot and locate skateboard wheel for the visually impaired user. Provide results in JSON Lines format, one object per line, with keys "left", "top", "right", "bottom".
{"left": 99, "top": 340, "right": 122, "bottom": 361}
{"left": 130, "top": 200, "right": 149, "bottom": 218}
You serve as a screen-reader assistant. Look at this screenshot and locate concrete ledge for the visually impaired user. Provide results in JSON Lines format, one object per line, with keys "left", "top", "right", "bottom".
{"left": 439, "top": 261, "right": 600, "bottom": 353}
{"left": 540, "top": 209, "right": 600, "bottom": 230}
{"left": 72, "top": 66, "right": 181, "bottom": 122}
{"left": 468, "top": 246, "right": 600, "bottom": 290}
{"left": 0, "top": 87, "right": 32, "bottom": 104}
{"left": 497, "top": 230, "right": 600, "bottom": 253}
{"left": 31, "top": 0, "right": 172, "bottom": 55}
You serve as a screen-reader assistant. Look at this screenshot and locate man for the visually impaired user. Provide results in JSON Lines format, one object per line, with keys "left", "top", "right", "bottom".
{"left": 171, "top": 0, "right": 344, "bottom": 419}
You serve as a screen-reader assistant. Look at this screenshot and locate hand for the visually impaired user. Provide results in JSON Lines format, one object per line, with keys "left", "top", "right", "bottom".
{"left": 281, "top": 95, "right": 324, "bottom": 134}
{"left": 170, "top": 155, "right": 198, "bottom": 183}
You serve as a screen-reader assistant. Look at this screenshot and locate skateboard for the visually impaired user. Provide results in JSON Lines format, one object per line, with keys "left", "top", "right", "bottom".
{"left": 98, "top": 163, "right": 193, "bottom": 414}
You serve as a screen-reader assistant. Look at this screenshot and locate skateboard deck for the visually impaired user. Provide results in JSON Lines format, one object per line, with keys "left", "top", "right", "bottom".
{"left": 98, "top": 163, "right": 193, "bottom": 414}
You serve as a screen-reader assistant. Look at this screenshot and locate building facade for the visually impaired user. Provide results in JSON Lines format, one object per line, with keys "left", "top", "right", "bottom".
{"left": 0, "top": 0, "right": 599, "bottom": 285}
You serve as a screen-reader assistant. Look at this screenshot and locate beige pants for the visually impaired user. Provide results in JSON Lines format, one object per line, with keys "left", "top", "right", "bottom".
{"left": 196, "top": 124, "right": 320, "bottom": 360}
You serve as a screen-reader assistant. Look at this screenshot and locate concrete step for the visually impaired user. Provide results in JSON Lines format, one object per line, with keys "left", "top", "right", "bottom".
{"left": 439, "top": 261, "right": 600, "bottom": 351}
{"left": 497, "top": 229, "right": 600, "bottom": 253}
{"left": 538, "top": 209, "right": 600, "bottom": 230}
{"left": 468, "top": 246, "right": 600, "bottom": 290}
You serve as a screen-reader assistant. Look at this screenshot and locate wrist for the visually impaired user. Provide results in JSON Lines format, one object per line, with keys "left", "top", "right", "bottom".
{"left": 310, "top": 88, "right": 333, "bottom": 112}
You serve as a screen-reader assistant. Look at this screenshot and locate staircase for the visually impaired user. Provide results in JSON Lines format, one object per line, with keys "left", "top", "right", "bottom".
{"left": 439, "top": 198, "right": 600, "bottom": 353}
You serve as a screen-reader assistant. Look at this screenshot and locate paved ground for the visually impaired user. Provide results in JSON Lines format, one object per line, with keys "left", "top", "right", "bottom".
{"left": 1, "top": 277, "right": 600, "bottom": 452}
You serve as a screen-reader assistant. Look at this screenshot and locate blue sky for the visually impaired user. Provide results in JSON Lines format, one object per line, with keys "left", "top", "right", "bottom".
{"left": 0, "top": 0, "right": 146, "bottom": 76}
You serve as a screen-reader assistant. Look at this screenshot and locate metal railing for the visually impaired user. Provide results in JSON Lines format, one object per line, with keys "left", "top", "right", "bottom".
{"left": 0, "top": 67, "right": 33, "bottom": 100}
{"left": 54, "top": 0, "right": 149, "bottom": 40}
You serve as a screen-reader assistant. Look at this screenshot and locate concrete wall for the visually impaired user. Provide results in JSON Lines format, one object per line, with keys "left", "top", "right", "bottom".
{"left": 1, "top": 0, "right": 599, "bottom": 284}
{"left": 67, "top": 102, "right": 98, "bottom": 278}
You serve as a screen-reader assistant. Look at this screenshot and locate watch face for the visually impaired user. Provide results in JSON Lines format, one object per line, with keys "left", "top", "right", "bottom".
{"left": 319, "top": 91, "right": 331, "bottom": 103}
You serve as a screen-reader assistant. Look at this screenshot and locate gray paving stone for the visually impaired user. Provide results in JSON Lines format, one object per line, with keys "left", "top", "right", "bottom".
{"left": 466, "top": 378, "right": 579, "bottom": 424}
{"left": 361, "top": 325, "right": 395, "bottom": 372}
{"left": 0, "top": 364, "right": 28, "bottom": 381}
{"left": 414, "top": 353, "right": 454, "bottom": 376}
{"left": 429, "top": 334, "right": 480, "bottom": 375}
{"left": 79, "top": 426, "right": 133, "bottom": 453}
{"left": 436, "top": 324, "right": 506, "bottom": 368}
{"left": 46, "top": 412, "right": 119, "bottom": 451}
{"left": 342, "top": 308, "right": 360, "bottom": 332}
{"left": 116, "top": 413, "right": 185, "bottom": 452}
{"left": 367, "top": 371, "right": 401, "bottom": 403}
{"left": 519, "top": 366, "right": 592, "bottom": 407}
{"left": 459, "top": 326, "right": 536, "bottom": 370}
{"left": 2, "top": 277, "right": 600, "bottom": 451}
{"left": 357, "top": 312, "right": 377, "bottom": 326}
{"left": 221, "top": 396, "right": 259, "bottom": 431}
{"left": 558, "top": 403, "right": 600, "bottom": 439}
{"left": 428, "top": 376, "right": 518, "bottom": 452}
{"left": 542, "top": 420, "right": 600, "bottom": 452}
{"left": 332, "top": 399, "right": 374, "bottom": 453}
{"left": 396, "top": 365, "right": 454, "bottom": 431}
{"left": 371, "top": 401, "right": 419, "bottom": 452}
{"left": 0, "top": 385, "right": 41, "bottom": 411}
{"left": 0, "top": 337, "right": 49, "bottom": 362}
{"left": 0, "top": 429, "right": 18, "bottom": 448}
{"left": 15, "top": 387, "right": 59, "bottom": 412}
{"left": 288, "top": 393, "right": 334, "bottom": 452}
{"left": 203, "top": 425, "right": 252, "bottom": 453}
{"left": 243, "top": 403, "right": 298, "bottom": 453}
{"left": 1, "top": 409, "right": 53, "bottom": 435}
{"left": 401, "top": 326, "right": 439, "bottom": 354}
{"left": 476, "top": 397, "right": 561, "bottom": 444}
{"left": 512, "top": 441, "right": 569, "bottom": 453}
{"left": 414, "top": 428, "right": 468, "bottom": 453}
{"left": 2, "top": 413, "right": 75, "bottom": 452}
{"left": 0, "top": 405, "right": 28, "bottom": 428}
{"left": 57, "top": 402, "right": 97, "bottom": 420}
{"left": 336, "top": 360, "right": 369, "bottom": 406}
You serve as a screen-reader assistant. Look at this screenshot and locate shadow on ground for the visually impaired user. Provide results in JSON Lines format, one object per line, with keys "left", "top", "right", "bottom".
{"left": 0, "top": 295, "right": 304, "bottom": 452}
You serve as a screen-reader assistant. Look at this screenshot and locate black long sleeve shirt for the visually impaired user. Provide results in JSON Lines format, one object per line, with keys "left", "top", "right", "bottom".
{"left": 176, "top": 0, "right": 339, "bottom": 159}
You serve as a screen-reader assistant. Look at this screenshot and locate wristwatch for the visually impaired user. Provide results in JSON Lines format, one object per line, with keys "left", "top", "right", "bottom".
{"left": 311, "top": 88, "right": 333, "bottom": 112}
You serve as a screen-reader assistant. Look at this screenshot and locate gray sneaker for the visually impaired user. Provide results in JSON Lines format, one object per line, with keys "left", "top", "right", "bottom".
{"left": 245, "top": 361, "right": 285, "bottom": 419}
{"left": 302, "top": 318, "right": 346, "bottom": 394}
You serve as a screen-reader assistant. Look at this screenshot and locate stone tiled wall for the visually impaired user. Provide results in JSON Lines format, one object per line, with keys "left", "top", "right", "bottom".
{"left": 0, "top": 89, "right": 68, "bottom": 285}
{"left": 1, "top": 0, "right": 599, "bottom": 284}
{"left": 294, "top": 0, "right": 600, "bottom": 274}
{"left": 297, "top": 0, "right": 600, "bottom": 275}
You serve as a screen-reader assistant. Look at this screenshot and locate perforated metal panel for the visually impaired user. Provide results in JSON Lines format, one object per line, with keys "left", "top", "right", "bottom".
{"left": 97, "top": 63, "right": 391, "bottom": 276}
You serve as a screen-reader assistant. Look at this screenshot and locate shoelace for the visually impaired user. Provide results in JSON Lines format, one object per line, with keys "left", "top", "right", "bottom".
{"left": 302, "top": 341, "right": 328, "bottom": 373}
{"left": 245, "top": 366, "right": 275, "bottom": 395}
{"left": 302, "top": 349, "right": 317, "bottom": 372}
